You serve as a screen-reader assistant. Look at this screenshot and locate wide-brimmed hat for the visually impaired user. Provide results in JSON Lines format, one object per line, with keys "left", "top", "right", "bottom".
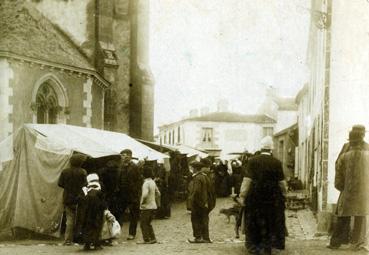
{"left": 348, "top": 130, "right": 363, "bottom": 142}
{"left": 351, "top": 125, "right": 366, "bottom": 134}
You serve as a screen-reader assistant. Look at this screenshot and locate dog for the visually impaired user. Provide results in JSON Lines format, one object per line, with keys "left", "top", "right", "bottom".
{"left": 219, "top": 203, "right": 243, "bottom": 238}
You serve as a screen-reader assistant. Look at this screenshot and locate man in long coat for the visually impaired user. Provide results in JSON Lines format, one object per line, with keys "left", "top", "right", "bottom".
{"left": 328, "top": 125, "right": 369, "bottom": 247}
{"left": 328, "top": 128, "right": 369, "bottom": 250}
{"left": 239, "top": 136, "right": 287, "bottom": 255}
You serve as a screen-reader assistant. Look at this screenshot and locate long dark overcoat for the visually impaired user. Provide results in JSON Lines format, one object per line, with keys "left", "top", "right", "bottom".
{"left": 335, "top": 144, "right": 369, "bottom": 216}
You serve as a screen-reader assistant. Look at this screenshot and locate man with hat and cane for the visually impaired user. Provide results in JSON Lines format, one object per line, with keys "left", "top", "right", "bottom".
{"left": 327, "top": 125, "right": 369, "bottom": 251}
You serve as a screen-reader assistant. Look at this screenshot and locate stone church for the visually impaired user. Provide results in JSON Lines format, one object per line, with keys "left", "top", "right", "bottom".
{"left": 0, "top": 0, "right": 154, "bottom": 142}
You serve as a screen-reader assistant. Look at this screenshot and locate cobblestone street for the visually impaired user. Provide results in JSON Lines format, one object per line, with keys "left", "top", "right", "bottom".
{"left": 1, "top": 197, "right": 367, "bottom": 254}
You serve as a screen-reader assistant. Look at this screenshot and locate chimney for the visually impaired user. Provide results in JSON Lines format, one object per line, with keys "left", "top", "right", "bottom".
{"left": 217, "top": 99, "right": 229, "bottom": 112}
{"left": 200, "top": 107, "right": 210, "bottom": 116}
{"left": 189, "top": 109, "right": 199, "bottom": 118}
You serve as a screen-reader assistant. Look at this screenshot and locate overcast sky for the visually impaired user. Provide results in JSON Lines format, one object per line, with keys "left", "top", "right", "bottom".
{"left": 150, "top": 0, "right": 311, "bottom": 130}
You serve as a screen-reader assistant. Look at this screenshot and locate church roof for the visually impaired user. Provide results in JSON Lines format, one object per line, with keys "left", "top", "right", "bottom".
{"left": 0, "top": 0, "right": 94, "bottom": 70}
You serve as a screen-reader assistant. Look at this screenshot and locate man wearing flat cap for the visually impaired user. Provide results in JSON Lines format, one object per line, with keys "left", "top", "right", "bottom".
{"left": 239, "top": 136, "right": 287, "bottom": 255}
{"left": 187, "top": 161, "right": 215, "bottom": 243}
{"left": 117, "top": 149, "right": 143, "bottom": 240}
{"left": 328, "top": 126, "right": 369, "bottom": 251}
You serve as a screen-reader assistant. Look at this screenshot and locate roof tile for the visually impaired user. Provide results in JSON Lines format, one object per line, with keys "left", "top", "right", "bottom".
{"left": 0, "top": 0, "right": 94, "bottom": 70}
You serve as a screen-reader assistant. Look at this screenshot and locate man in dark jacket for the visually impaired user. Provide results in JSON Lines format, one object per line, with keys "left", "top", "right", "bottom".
{"left": 118, "top": 149, "right": 143, "bottom": 240}
{"left": 58, "top": 153, "right": 87, "bottom": 245}
{"left": 187, "top": 161, "right": 216, "bottom": 243}
{"left": 239, "top": 136, "right": 287, "bottom": 255}
{"left": 97, "top": 157, "right": 121, "bottom": 221}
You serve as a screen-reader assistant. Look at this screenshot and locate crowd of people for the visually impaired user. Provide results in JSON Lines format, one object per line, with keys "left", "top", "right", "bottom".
{"left": 58, "top": 149, "right": 165, "bottom": 250}
{"left": 57, "top": 136, "right": 289, "bottom": 254}
{"left": 57, "top": 125, "right": 369, "bottom": 254}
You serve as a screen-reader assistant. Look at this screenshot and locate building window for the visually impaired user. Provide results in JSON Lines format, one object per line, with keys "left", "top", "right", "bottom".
{"left": 201, "top": 128, "right": 213, "bottom": 145}
{"left": 35, "top": 82, "right": 59, "bottom": 124}
{"left": 263, "top": 127, "right": 274, "bottom": 137}
{"left": 168, "top": 132, "right": 171, "bottom": 145}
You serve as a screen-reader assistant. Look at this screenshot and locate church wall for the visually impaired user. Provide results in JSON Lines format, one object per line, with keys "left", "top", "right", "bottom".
{"left": 112, "top": 1, "right": 131, "bottom": 134}
{"left": 91, "top": 82, "right": 104, "bottom": 129}
{"left": 23, "top": 0, "right": 153, "bottom": 139}
{"left": 6, "top": 60, "right": 104, "bottom": 136}
{"left": 0, "top": 58, "right": 14, "bottom": 142}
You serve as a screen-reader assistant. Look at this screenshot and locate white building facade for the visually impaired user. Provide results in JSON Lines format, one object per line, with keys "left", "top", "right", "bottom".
{"left": 159, "top": 112, "right": 275, "bottom": 158}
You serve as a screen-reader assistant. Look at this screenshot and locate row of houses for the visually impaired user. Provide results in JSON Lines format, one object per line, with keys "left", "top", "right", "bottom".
{"left": 159, "top": 0, "right": 369, "bottom": 233}
{"left": 158, "top": 94, "right": 298, "bottom": 179}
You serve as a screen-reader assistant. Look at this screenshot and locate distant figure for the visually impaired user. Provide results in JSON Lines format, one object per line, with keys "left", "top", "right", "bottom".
{"left": 58, "top": 153, "right": 87, "bottom": 245}
{"left": 81, "top": 173, "right": 106, "bottom": 251}
{"left": 239, "top": 136, "right": 287, "bottom": 255}
{"left": 214, "top": 160, "right": 231, "bottom": 197}
{"left": 139, "top": 166, "right": 160, "bottom": 244}
{"left": 327, "top": 127, "right": 369, "bottom": 251}
{"left": 187, "top": 161, "right": 216, "bottom": 243}
{"left": 118, "top": 149, "right": 143, "bottom": 240}
{"left": 230, "top": 160, "right": 243, "bottom": 196}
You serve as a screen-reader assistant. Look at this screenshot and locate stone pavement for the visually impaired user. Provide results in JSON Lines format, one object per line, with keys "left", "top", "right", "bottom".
{"left": 286, "top": 208, "right": 322, "bottom": 241}
{"left": 1, "top": 197, "right": 365, "bottom": 255}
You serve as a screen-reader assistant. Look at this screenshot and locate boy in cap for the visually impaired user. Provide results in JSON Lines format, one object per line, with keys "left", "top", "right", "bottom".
{"left": 138, "top": 166, "right": 161, "bottom": 244}
{"left": 187, "top": 161, "right": 215, "bottom": 243}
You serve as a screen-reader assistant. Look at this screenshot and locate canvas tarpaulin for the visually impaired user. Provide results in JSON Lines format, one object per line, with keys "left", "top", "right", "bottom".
{"left": 0, "top": 126, "right": 70, "bottom": 237}
{"left": 0, "top": 124, "right": 169, "bottom": 237}
{"left": 29, "top": 124, "right": 169, "bottom": 161}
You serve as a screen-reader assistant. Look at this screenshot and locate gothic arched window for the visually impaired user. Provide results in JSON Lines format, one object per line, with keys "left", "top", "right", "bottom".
{"left": 35, "top": 83, "right": 59, "bottom": 124}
